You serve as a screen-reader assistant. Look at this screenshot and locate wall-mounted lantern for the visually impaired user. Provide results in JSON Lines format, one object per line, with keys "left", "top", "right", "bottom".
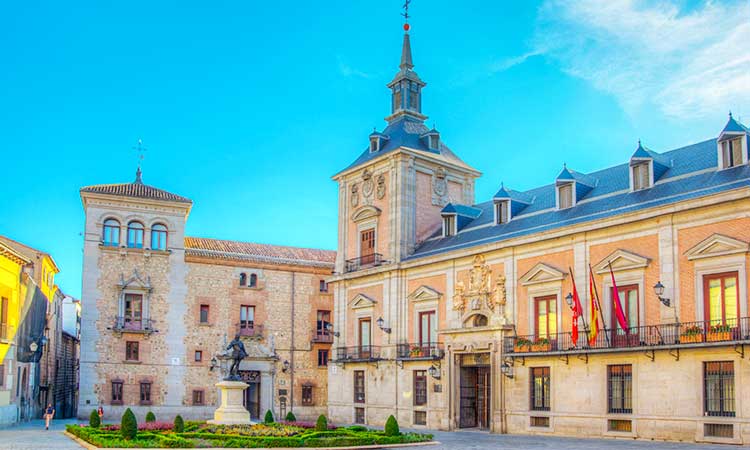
{"left": 376, "top": 317, "right": 392, "bottom": 334}
{"left": 500, "top": 361, "right": 514, "bottom": 379}
{"left": 653, "top": 281, "right": 671, "bottom": 307}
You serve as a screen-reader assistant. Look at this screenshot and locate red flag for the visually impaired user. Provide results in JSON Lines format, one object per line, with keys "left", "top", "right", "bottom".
{"left": 588, "top": 270, "right": 599, "bottom": 346}
{"left": 609, "top": 263, "right": 629, "bottom": 333}
{"left": 569, "top": 268, "right": 583, "bottom": 347}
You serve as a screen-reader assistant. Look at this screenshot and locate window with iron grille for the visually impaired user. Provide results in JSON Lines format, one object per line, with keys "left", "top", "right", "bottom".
{"left": 302, "top": 385, "right": 313, "bottom": 406}
{"left": 530, "top": 416, "right": 550, "bottom": 427}
{"left": 608, "top": 419, "right": 632, "bottom": 432}
{"left": 125, "top": 341, "right": 139, "bottom": 361}
{"left": 111, "top": 381, "right": 123, "bottom": 405}
{"left": 705, "top": 423, "right": 733, "bottom": 439}
{"left": 355, "top": 407, "right": 365, "bottom": 424}
{"left": 140, "top": 381, "right": 152, "bottom": 405}
{"left": 192, "top": 390, "right": 204, "bottom": 406}
{"left": 530, "top": 367, "right": 550, "bottom": 411}
{"left": 607, "top": 365, "right": 632, "bottom": 414}
{"left": 354, "top": 370, "right": 365, "bottom": 403}
{"left": 414, "top": 370, "right": 427, "bottom": 406}
{"left": 704, "top": 361, "right": 734, "bottom": 417}
{"left": 414, "top": 410, "right": 427, "bottom": 425}
{"left": 317, "top": 349, "right": 329, "bottom": 367}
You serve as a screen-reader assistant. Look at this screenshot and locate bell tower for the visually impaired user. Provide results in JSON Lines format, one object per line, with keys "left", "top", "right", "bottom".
{"left": 386, "top": 21, "right": 427, "bottom": 123}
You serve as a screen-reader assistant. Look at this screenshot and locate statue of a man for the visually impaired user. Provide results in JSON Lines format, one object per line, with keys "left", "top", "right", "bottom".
{"left": 225, "top": 334, "right": 248, "bottom": 380}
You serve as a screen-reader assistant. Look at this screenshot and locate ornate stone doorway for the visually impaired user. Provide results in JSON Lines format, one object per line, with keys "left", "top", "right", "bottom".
{"left": 239, "top": 370, "right": 261, "bottom": 420}
{"left": 458, "top": 354, "right": 491, "bottom": 429}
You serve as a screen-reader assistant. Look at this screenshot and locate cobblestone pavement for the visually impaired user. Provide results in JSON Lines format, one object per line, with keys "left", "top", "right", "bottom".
{"left": 401, "top": 429, "right": 733, "bottom": 450}
{"left": 0, "top": 420, "right": 736, "bottom": 450}
{"left": 0, "top": 419, "right": 80, "bottom": 450}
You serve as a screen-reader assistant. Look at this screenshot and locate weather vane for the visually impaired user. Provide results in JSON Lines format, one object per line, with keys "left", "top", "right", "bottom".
{"left": 132, "top": 138, "right": 147, "bottom": 169}
{"left": 402, "top": 0, "right": 411, "bottom": 30}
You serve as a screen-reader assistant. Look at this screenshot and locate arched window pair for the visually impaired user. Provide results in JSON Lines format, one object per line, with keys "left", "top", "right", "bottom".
{"left": 104, "top": 219, "right": 167, "bottom": 250}
{"left": 239, "top": 273, "right": 258, "bottom": 288}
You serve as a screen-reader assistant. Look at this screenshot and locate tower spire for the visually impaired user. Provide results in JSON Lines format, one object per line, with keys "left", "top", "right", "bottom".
{"left": 386, "top": 0, "right": 427, "bottom": 123}
{"left": 400, "top": 0, "right": 413, "bottom": 70}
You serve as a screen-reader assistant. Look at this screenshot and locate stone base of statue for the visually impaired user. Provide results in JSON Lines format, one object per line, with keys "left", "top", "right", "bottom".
{"left": 207, "top": 380, "right": 253, "bottom": 425}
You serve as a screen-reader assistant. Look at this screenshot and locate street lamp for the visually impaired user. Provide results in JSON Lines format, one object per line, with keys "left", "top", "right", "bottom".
{"left": 564, "top": 292, "right": 574, "bottom": 309}
{"left": 209, "top": 356, "right": 219, "bottom": 371}
{"left": 325, "top": 322, "right": 340, "bottom": 338}
{"left": 282, "top": 360, "right": 290, "bottom": 373}
{"left": 428, "top": 363, "right": 441, "bottom": 380}
{"left": 500, "top": 361, "right": 514, "bottom": 379}
{"left": 376, "top": 317, "right": 391, "bottom": 334}
{"left": 653, "top": 281, "right": 671, "bottom": 307}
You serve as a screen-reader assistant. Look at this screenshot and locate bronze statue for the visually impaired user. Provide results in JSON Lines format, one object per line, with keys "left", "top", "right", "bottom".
{"left": 225, "top": 334, "right": 247, "bottom": 380}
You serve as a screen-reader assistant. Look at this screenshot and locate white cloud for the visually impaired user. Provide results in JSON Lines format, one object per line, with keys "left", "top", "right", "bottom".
{"left": 531, "top": 0, "right": 750, "bottom": 120}
{"left": 490, "top": 50, "right": 544, "bottom": 73}
{"left": 337, "top": 55, "right": 372, "bottom": 79}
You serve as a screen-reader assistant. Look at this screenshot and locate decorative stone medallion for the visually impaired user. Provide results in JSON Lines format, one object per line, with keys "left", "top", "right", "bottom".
{"left": 376, "top": 174, "right": 386, "bottom": 199}
{"left": 362, "top": 169, "right": 374, "bottom": 201}
{"left": 432, "top": 166, "right": 449, "bottom": 206}
{"left": 350, "top": 184, "right": 359, "bottom": 208}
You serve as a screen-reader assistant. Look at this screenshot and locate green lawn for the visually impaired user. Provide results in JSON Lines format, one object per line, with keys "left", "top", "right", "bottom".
{"left": 66, "top": 422, "right": 433, "bottom": 448}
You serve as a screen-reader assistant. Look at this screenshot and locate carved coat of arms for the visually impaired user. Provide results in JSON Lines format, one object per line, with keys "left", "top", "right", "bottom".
{"left": 453, "top": 255, "right": 506, "bottom": 317}
{"left": 431, "top": 167, "right": 449, "bottom": 206}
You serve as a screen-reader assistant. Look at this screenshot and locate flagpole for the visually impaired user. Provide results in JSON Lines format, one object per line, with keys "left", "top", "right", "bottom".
{"left": 568, "top": 267, "right": 590, "bottom": 333}
{"left": 589, "top": 264, "right": 611, "bottom": 347}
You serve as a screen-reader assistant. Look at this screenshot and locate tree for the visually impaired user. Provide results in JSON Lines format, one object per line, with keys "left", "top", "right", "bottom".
{"left": 315, "top": 414, "right": 328, "bottom": 431}
{"left": 173, "top": 415, "right": 185, "bottom": 433}
{"left": 285, "top": 411, "right": 297, "bottom": 422}
{"left": 89, "top": 409, "right": 100, "bottom": 428}
{"left": 264, "top": 410, "right": 274, "bottom": 424}
{"left": 120, "top": 408, "right": 138, "bottom": 440}
{"left": 145, "top": 411, "right": 156, "bottom": 423}
{"left": 384, "top": 415, "right": 400, "bottom": 436}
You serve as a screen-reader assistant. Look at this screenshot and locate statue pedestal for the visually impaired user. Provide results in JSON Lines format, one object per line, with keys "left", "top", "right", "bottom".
{"left": 207, "top": 380, "right": 254, "bottom": 425}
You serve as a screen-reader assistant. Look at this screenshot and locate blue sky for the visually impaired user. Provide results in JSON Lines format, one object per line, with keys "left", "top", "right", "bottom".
{"left": 1, "top": 0, "right": 748, "bottom": 298}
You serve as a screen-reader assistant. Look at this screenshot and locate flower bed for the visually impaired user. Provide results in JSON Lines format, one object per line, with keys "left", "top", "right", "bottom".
{"left": 66, "top": 422, "right": 433, "bottom": 448}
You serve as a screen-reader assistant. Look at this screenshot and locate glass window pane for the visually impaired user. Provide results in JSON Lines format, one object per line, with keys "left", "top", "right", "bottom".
{"left": 724, "top": 277, "right": 737, "bottom": 321}
{"left": 708, "top": 279, "right": 722, "bottom": 323}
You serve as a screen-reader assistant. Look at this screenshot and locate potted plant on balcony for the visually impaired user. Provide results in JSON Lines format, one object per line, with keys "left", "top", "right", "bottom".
{"left": 410, "top": 346, "right": 423, "bottom": 358}
{"left": 531, "top": 337, "right": 551, "bottom": 352}
{"left": 707, "top": 324, "right": 732, "bottom": 342}
{"left": 514, "top": 337, "right": 531, "bottom": 352}
{"left": 679, "top": 325, "right": 704, "bottom": 344}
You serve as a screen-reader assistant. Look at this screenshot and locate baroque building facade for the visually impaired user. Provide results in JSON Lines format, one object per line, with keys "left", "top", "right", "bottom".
{"left": 78, "top": 170, "right": 335, "bottom": 421}
{"left": 327, "top": 23, "right": 750, "bottom": 445}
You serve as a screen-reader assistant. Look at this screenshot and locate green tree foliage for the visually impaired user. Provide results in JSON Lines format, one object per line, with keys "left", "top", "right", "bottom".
{"left": 285, "top": 411, "right": 297, "bottom": 422}
{"left": 315, "top": 414, "right": 328, "bottom": 431}
{"left": 145, "top": 411, "right": 156, "bottom": 423}
{"left": 173, "top": 415, "right": 185, "bottom": 433}
{"left": 264, "top": 410, "right": 274, "bottom": 424}
{"left": 120, "top": 408, "right": 138, "bottom": 440}
{"left": 89, "top": 409, "right": 100, "bottom": 428}
{"left": 384, "top": 415, "right": 400, "bottom": 436}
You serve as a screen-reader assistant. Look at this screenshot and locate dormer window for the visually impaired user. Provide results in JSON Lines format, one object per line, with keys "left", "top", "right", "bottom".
{"left": 370, "top": 136, "right": 379, "bottom": 153}
{"left": 443, "top": 215, "right": 456, "bottom": 237}
{"left": 558, "top": 183, "right": 573, "bottom": 209}
{"left": 429, "top": 135, "right": 439, "bottom": 149}
{"left": 495, "top": 200, "right": 509, "bottom": 224}
{"left": 721, "top": 137, "right": 744, "bottom": 169}
{"left": 632, "top": 162, "right": 651, "bottom": 191}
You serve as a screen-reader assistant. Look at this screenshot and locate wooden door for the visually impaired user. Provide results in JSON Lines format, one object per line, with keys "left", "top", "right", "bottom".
{"left": 459, "top": 367, "right": 478, "bottom": 428}
{"left": 360, "top": 229, "right": 375, "bottom": 265}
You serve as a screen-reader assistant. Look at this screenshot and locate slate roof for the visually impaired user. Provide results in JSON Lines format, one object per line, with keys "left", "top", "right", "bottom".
{"left": 80, "top": 171, "right": 192, "bottom": 204}
{"left": 408, "top": 134, "right": 750, "bottom": 260}
{"left": 185, "top": 237, "right": 335, "bottom": 269}
{"left": 337, "top": 116, "right": 475, "bottom": 175}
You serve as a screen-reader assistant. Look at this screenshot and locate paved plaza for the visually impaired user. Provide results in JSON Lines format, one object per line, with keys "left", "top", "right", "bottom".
{"left": 0, "top": 420, "right": 735, "bottom": 450}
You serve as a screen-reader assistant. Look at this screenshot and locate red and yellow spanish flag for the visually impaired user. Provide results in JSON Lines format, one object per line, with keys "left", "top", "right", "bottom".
{"left": 569, "top": 268, "right": 584, "bottom": 347}
{"left": 588, "top": 268, "right": 599, "bottom": 346}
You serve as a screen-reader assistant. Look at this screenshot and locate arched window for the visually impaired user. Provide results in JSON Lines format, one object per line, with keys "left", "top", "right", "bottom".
{"left": 150, "top": 223, "right": 168, "bottom": 251}
{"left": 249, "top": 273, "right": 258, "bottom": 288}
{"left": 239, "top": 273, "right": 247, "bottom": 287}
{"left": 473, "top": 314, "right": 488, "bottom": 327}
{"left": 127, "top": 221, "right": 144, "bottom": 249}
{"left": 102, "top": 219, "right": 120, "bottom": 246}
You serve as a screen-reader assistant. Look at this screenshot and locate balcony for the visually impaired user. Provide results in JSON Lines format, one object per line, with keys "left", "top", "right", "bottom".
{"left": 504, "top": 317, "right": 750, "bottom": 357}
{"left": 334, "top": 345, "right": 382, "bottom": 362}
{"left": 237, "top": 323, "right": 263, "bottom": 338}
{"left": 345, "top": 253, "right": 385, "bottom": 273}
{"left": 0, "top": 323, "right": 11, "bottom": 342}
{"left": 112, "top": 317, "right": 155, "bottom": 334}
{"left": 311, "top": 329, "right": 334, "bottom": 344}
{"left": 396, "top": 342, "right": 445, "bottom": 360}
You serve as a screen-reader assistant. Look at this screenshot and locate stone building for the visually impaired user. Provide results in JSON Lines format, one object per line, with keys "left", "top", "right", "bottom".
{"left": 327, "top": 21, "right": 750, "bottom": 444}
{"left": 78, "top": 169, "right": 335, "bottom": 422}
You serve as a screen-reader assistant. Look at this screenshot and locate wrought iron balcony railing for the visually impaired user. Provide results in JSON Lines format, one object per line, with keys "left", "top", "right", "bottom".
{"left": 396, "top": 342, "right": 445, "bottom": 360}
{"left": 504, "top": 317, "right": 750, "bottom": 356}
{"left": 112, "top": 317, "right": 156, "bottom": 333}
{"left": 237, "top": 323, "right": 263, "bottom": 338}
{"left": 345, "top": 253, "right": 385, "bottom": 273}
{"left": 334, "top": 345, "right": 382, "bottom": 362}
{"left": 312, "top": 329, "right": 334, "bottom": 343}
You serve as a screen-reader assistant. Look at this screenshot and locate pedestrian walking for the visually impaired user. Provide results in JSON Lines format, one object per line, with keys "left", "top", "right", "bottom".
{"left": 97, "top": 405, "right": 104, "bottom": 423}
{"left": 43, "top": 403, "right": 55, "bottom": 430}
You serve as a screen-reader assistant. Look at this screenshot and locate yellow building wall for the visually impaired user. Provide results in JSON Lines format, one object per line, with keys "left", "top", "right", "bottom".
{"left": 0, "top": 254, "right": 27, "bottom": 407}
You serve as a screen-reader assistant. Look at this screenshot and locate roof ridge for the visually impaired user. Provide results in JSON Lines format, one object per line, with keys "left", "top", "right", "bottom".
{"left": 185, "top": 236, "right": 335, "bottom": 254}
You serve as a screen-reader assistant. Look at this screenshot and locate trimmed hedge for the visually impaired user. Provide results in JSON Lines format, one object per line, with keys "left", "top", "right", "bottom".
{"left": 285, "top": 411, "right": 297, "bottom": 422}
{"left": 264, "top": 410, "right": 274, "bottom": 424}
{"left": 315, "top": 414, "right": 327, "bottom": 431}
{"left": 384, "top": 414, "right": 400, "bottom": 436}
{"left": 120, "top": 408, "right": 138, "bottom": 440}
{"left": 89, "top": 409, "right": 101, "bottom": 428}
{"left": 173, "top": 415, "right": 185, "bottom": 433}
{"left": 145, "top": 411, "right": 156, "bottom": 423}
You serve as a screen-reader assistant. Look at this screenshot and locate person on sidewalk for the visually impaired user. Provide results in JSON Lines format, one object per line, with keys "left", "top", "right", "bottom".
{"left": 97, "top": 405, "right": 104, "bottom": 423}
{"left": 43, "top": 403, "right": 55, "bottom": 430}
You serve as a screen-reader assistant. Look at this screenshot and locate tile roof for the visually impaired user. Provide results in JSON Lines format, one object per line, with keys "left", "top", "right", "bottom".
{"left": 80, "top": 173, "right": 192, "bottom": 204}
{"left": 408, "top": 134, "right": 750, "bottom": 260}
{"left": 0, "top": 235, "right": 57, "bottom": 271}
{"left": 185, "top": 237, "right": 335, "bottom": 269}
{"left": 336, "top": 116, "right": 476, "bottom": 176}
